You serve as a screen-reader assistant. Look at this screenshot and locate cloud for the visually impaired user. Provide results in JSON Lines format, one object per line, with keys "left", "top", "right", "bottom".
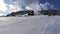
{"left": 0, "top": 0, "right": 8, "bottom": 16}
{"left": 17, "top": 0, "right": 52, "bottom": 11}
{"left": 6, "top": 4, "right": 23, "bottom": 12}
{"left": 25, "top": 2, "right": 51, "bottom": 10}
{"left": 0, "top": 0, "right": 23, "bottom": 16}
{"left": 17, "top": 0, "right": 42, "bottom": 14}
{"left": 0, "top": 13, "right": 4, "bottom": 16}
{"left": 25, "top": 1, "right": 56, "bottom": 14}
{"left": 40, "top": 2, "right": 50, "bottom": 10}
{"left": 0, "top": 0, "right": 57, "bottom": 16}
{"left": 0, "top": 0, "right": 7, "bottom": 11}
{"left": 6, "top": 0, "right": 23, "bottom": 13}
{"left": 25, "top": 1, "right": 41, "bottom": 14}
{"left": 17, "top": 0, "right": 38, "bottom": 6}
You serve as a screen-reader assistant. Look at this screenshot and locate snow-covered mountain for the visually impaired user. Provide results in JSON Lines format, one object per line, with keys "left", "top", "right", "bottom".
{"left": 0, "top": 15, "right": 60, "bottom": 34}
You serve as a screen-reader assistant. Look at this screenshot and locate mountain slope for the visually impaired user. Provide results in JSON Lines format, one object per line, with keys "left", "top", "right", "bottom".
{"left": 0, "top": 15, "right": 60, "bottom": 34}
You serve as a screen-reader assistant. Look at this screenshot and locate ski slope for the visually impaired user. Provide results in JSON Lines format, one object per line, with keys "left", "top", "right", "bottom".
{"left": 0, "top": 15, "right": 60, "bottom": 34}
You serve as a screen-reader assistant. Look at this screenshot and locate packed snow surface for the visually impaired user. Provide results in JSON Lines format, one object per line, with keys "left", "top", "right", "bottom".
{"left": 0, "top": 15, "right": 60, "bottom": 34}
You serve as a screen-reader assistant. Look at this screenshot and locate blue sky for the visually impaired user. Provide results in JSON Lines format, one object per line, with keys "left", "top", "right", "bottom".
{"left": 39, "top": 0, "right": 60, "bottom": 9}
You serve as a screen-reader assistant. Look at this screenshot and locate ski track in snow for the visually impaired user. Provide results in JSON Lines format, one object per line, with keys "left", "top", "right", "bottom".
{"left": 0, "top": 15, "right": 60, "bottom": 34}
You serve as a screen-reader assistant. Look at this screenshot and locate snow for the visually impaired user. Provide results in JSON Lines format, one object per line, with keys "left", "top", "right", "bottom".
{"left": 0, "top": 15, "right": 60, "bottom": 34}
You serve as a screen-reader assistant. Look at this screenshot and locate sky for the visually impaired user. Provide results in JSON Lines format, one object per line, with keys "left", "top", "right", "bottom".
{"left": 39, "top": 0, "right": 60, "bottom": 9}
{"left": 0, "top": 0, "right": 60, "bottom": 16}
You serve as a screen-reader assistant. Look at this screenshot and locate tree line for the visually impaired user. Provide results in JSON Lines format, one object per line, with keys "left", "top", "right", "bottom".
{"left": 7, "top": 10, "right": 34, "bottom": 16}
{"left": 40, "top": 10, "right": 60, "bottom": 16}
